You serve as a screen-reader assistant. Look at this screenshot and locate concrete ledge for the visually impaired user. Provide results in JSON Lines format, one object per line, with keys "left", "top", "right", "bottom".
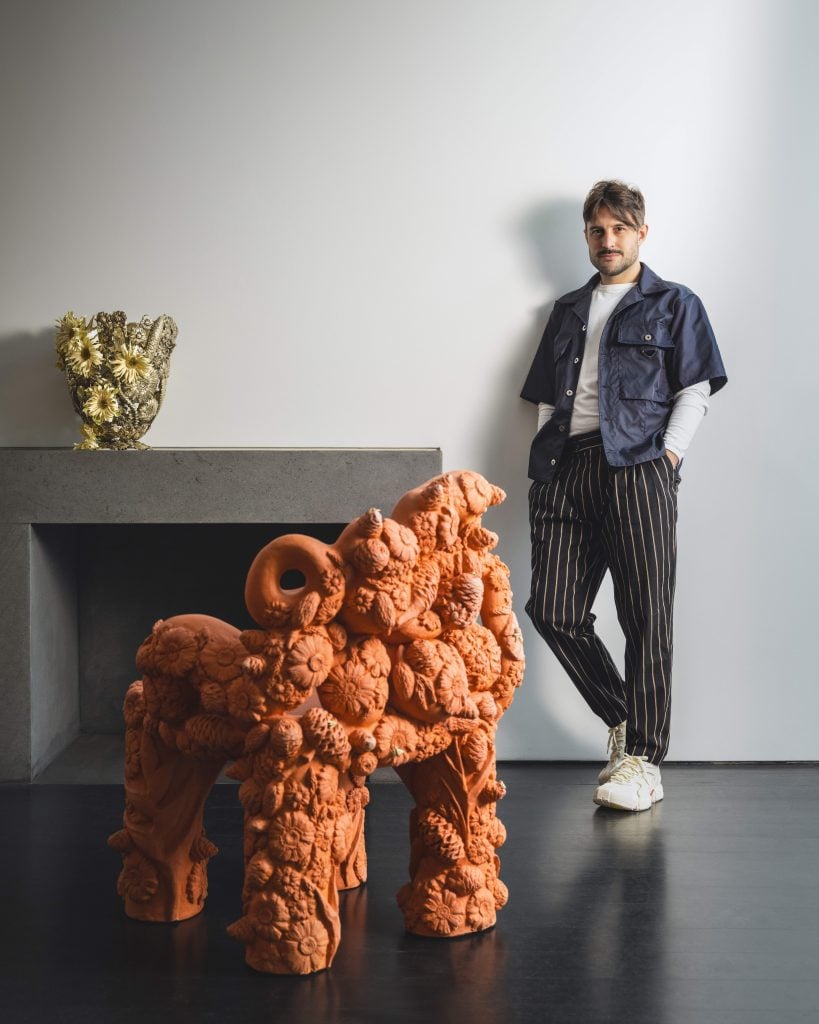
{"left": 0, "top": 448, "right": 442, "bottom": 524}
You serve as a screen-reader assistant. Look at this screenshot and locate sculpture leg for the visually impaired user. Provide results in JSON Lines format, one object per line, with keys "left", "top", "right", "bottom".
{"left": 227, "top": 713, "right": 353, "bottom": 974}
{"left": 108, "top": 684, "right": 224, "bottom": 922}
{"left": 395, "top": 731, "right": 509, "bottom": 937}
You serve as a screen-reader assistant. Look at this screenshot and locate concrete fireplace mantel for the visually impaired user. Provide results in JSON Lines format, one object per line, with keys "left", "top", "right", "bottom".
{"left": 0, "top": 447, "right": 442, "bottom": 781}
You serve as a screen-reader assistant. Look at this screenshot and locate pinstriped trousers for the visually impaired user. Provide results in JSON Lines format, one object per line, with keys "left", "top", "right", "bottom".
{"left": 526, "top": 432, "right": 678, "bottom": 764}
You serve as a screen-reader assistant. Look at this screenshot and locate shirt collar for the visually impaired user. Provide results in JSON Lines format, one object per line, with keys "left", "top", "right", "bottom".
{"left": 555, "top": 262, "right": 671, "bottom": 307}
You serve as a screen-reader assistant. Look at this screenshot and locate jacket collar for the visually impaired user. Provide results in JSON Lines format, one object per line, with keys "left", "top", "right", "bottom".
{"left": 555, "top": 262, "right": 671, "bottom": 314}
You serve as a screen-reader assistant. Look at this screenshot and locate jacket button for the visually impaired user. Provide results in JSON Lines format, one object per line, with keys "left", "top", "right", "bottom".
{"left": 582, "top": 325, "right": 587, "bottom": 332}
{"left": 573, "top": 357, "right": 580, "bottom": 364}
{"left": 644, "top": 333, "right": 652, "bottom": 341}
{"left": 559, "top": 425, "right": 566, "bottom": 432}
{"left": 566, "top": 389, "right": 573, "bottom": 396}
{"left": 550, "top": 458, "right": 556, "bottom": 465}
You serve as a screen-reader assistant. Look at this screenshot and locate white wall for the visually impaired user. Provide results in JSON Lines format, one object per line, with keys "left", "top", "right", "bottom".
{"left": 2, "top": 0, "right": 816, "bottom": 759}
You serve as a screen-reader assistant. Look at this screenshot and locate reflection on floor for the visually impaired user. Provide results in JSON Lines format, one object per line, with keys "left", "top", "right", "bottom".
{"left": 2, "top": 765, "right": 818, "bottom": 1023}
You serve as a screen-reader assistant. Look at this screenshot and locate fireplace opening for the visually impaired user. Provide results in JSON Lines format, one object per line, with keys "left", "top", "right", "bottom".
{"left": 33, "top": 523, "right": 343, "bottom": 742}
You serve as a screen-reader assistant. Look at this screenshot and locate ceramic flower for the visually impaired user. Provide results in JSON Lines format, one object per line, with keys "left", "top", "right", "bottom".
{"left": 282, "top": 919, "right": 330, "bottom": 974}
{"left": 466, "top": 888, "right": 496, "bottom": 930}
{"left": 199, "top": 637, "right": 244, "bottom": 683}
{"left": 446, "top": 624, "right": 502, "bottom": 692}
{"left": 284, "top": 633, "right": 333, "bottom": 690}
{"left": 373, "top": 713, "right": 419, "bottom": 766}
{"left": 83, "top": 381, "right": 120, "bottom": 424}
{"left": 249, "top": 892, "right": 291, "bottom": 941}
{"left": 421, "top": 889, "right": 464, "bottom": 935}
{"left": 269, "top": 811, "right": 315, "bottom": 867}
{"left": 55, "top": 311, "right": 86, "bottom": 368}
{"left": 154, "top": 626, "right": 199, "bottom": 678}
{"left": 66, "top": 328, "right": 104, "bottom": 378}
{"left": 227, "top": 677, "right": 266, "bottom": 723}
{"left": 319, "top": 659, "right": 388, "bottom": 722}
{"left": 110, "top": 343, "right": 151, "bottom": 388}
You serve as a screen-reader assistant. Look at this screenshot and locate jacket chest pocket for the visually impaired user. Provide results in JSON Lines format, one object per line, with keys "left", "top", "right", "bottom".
{"left": 614, "top": 319, "right": 674, "bottom": 401}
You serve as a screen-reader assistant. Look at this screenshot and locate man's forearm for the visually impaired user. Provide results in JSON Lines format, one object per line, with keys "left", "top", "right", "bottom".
{"left": 537, "top": 402, "right": 555, "bottom": 431}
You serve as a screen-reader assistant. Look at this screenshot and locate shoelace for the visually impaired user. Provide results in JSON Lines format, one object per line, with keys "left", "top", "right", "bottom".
{"left": 606, "top": 722, "right": 626, "bottom": 757}
{"left": 607, "top": 753, "right": 648, "bottom": 784}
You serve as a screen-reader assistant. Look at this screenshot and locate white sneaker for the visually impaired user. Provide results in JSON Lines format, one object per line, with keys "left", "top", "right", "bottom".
{"left": 597, "top": 721, "right": 627, "bottom": 784}
{"left": 593, "top": 754, "right": 663, "bottom": 812}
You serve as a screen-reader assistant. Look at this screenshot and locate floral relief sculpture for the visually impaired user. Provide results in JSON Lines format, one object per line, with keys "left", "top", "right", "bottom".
{"left": 109, "top": 471, "right": 524, "bottom": 973}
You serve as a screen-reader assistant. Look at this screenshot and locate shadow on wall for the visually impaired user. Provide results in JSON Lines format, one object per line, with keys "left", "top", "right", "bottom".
{"left": 476, "top": 197, "right": 595, "bottom": 758}
{"left": 0, "top": 328, "right": 79, "bottom": 446}
{"left": 519, "top": 197, "right": 592, "bottom": 299}
{"left": 480, "top": 196, "right": 591, "bottom": 500}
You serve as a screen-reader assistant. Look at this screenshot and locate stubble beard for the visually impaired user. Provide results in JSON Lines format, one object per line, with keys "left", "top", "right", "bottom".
{"left": 592, "top": 246, "right": 639, "bottom": 281}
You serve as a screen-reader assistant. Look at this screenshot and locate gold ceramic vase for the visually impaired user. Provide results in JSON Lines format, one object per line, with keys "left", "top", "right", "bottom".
{"left": 55, "top": 310, "right": 177, "bottom": 450}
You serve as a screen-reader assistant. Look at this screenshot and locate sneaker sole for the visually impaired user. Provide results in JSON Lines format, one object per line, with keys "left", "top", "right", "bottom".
{"left": 593, "top": 783, "right": 664, "bottom": 812}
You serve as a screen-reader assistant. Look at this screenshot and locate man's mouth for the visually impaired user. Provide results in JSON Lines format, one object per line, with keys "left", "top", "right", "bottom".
{"left": 599, "top": 251, "right": 621, "bottom": 258}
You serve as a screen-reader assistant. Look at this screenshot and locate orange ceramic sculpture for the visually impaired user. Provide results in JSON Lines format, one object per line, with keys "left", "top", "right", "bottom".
{"left": 109, "top": 471, "right": 524, "bottom": 974}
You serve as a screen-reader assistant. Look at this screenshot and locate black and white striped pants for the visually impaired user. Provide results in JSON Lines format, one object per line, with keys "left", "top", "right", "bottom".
{"left": 525, "top": 432, "right": 679, "bottom": 765}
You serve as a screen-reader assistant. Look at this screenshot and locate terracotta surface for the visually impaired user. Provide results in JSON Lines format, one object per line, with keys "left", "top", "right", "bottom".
{"left": 109, "top": 471, "right": 524, "bottom": 973}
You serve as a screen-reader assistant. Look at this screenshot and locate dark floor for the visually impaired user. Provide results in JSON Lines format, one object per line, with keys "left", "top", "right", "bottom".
{"left": 1, "top": 765, "right": 818, "bottom": 1024}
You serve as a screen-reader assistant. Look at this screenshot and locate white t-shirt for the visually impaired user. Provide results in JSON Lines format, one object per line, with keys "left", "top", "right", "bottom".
{"left": 571, "top": 282, "right": 636, "bottom": 435}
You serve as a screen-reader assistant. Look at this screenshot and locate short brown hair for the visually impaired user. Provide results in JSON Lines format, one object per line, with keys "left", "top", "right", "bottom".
{"left": 583, "top": 180, "right": 645, "bottom": 228}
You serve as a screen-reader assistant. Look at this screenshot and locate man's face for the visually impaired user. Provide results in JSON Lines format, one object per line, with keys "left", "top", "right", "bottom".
{"left": 584, "top": 205, "right": 648, "bottom": 283}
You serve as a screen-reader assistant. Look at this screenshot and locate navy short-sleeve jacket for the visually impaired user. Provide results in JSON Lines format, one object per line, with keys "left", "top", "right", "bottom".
{"left": 520, "top": 263, "right": 727, "bottom": 482}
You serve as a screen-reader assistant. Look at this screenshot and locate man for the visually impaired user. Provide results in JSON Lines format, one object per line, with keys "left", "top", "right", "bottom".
{"left": 520, "top": 180, "right": 727, "bottom": 811}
